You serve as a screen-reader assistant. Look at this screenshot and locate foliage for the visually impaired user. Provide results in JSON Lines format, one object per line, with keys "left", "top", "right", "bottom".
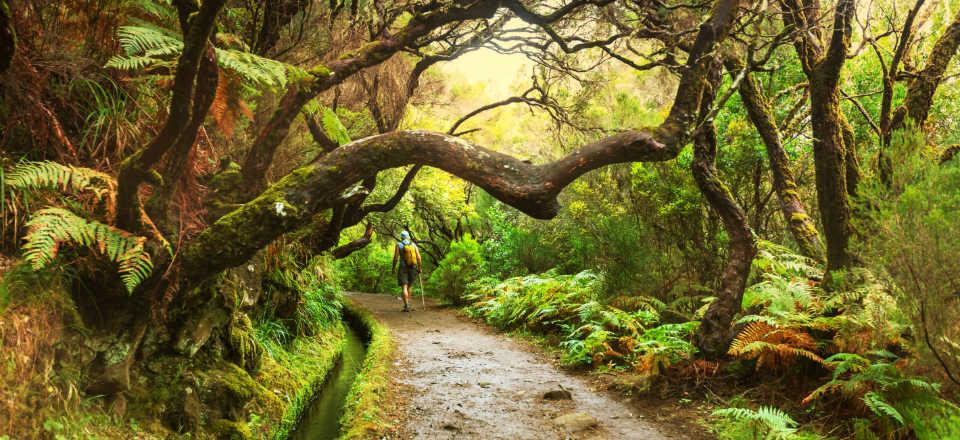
{"left": 335, "top": 241, "right": 393, "bottom": 293}
{"left": 427, "top": 234, "right": 484, "bottom": 304}
{"left": 711, "top": 406, "right": 807, "bottom": 440}
{"left": 730, "top": 241, "right": 906, "bottom": 372}
{"left": 107, "top": 24, "right": 298, "bottom": 89}
{"left": 259, "top": 249, "right": 343, "bottom": 340}
{"left": 857, "top": 129, "right": 960, "bottom": 390}
{"left": 803, "top": 352, "right": 960, "bottom": 439}
{"left": 466, "top": 270, "right": 698, "bottom": 372}
{"left": 4, "top": 162, "right": 154, "bottom": 293}
{"left": 6, "top": 161, "right": 117, "bottom": 215}
{"left": 22, "top": 208, "right": 153, "bottom": 293}
{"left": 729, "top": 321, "right": 824, "bottom": 371}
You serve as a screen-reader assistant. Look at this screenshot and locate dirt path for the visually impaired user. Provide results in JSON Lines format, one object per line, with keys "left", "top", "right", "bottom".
{"left": 350, "top": 293, "right": 693, "bottom": 440}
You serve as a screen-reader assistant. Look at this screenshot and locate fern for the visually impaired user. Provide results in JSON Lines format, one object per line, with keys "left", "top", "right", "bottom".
{"left": 7, "top": 161, "right": 116, "bottom": 194}
{"left": 321, "top": 107, "right": 351, "bottom": 146}
{"left": 729, "top": 321, "right": 825, "bottom": 370}
{"left": 6, "top": 161, "right": 117, "bottom": 216}
{"left": 862, "top": 391, "right": 904, "bottom": 425}
{"left": 107, "top": 25, "right": 300, "bottom": 89}
{"left": 712, "top": 406, "right": 800, "bottom": 440}
{"left": 22, "top": 208, "right": 153, "bottom": 293}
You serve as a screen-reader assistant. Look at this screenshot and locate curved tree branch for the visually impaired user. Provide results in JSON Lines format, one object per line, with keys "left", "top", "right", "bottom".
{"left": 239, "top": 0, "right": 506, "bottom": 193}
{"left": 331, "top": 223, "right": 375, "bottom": 259}
{"left": 181, "top": 0, "right": 743, "bottom": 285}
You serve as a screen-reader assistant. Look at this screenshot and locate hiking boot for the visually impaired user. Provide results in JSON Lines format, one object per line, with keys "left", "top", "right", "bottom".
{"left": 402, "top": 305, "right": 410, "bottom": 312}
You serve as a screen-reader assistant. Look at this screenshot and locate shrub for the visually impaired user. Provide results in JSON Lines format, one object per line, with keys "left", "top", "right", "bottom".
{"left": 427, "top": 234, "right": 485, "bottom": 304}
{"left": 335, "top": 242, "right": 394, "bottom": 293}
{"left": 857, "top": 132, "right": 960, "bottom": 389}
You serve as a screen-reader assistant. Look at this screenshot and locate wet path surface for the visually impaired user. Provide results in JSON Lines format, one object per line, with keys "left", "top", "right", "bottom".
{"left": 349, "top": 293, "right": 681, "bottom": 440}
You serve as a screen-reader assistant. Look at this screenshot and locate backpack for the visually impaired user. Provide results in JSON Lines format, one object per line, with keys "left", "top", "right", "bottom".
{"left": 399, "top": 240, "right": 418, "bottom": 266}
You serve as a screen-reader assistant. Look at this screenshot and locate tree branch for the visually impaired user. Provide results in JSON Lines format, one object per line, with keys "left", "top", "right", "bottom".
{"left": 180, "top": 0, "right": 743, "bottom": 285}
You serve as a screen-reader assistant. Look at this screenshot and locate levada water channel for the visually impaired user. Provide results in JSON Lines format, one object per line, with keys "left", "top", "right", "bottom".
{"left": 289, "top": 319, "right": 367, "bottom": 439}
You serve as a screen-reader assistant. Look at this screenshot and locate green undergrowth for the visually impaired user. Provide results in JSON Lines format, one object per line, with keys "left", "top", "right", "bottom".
{"left": 464, "top": 270, "right": 698, "bottom": 374}
{"left": 337, "top": 299, "right": 395, "bottom": 440}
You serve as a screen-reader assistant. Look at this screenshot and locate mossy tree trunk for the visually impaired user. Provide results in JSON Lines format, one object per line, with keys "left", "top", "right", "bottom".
{"left": 781, "top": 0, "right": 857, "bottom": 273}
{"left": 691, "top": 65, "right": 758, "bottom": 357}
{"left": 728, "top": 57, "right": 824, "bottom": 262}
{"left": 889, "top": 8, "right": 960, "bottom": 136}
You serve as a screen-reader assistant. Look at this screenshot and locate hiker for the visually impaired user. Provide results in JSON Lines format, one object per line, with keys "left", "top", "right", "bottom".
{"left": 393, "top": 230, "right": 422, "bottom": 312}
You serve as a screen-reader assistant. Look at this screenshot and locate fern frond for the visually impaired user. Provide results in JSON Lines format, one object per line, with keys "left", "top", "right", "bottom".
{"left": 730, "top": 321, "right": 824, "bottom": 369}
{"left": 863, "top": 392, "right": 905, "bottom": 425}
{"left": 22, "top": 208, "right": 153, "bottom": 293}
{"left": 321, "top": 107, "right": 351, "bottom": 146}
{"left": 7, "top": 161, "right": 117, "bottom": 217}
{"left": 729, "top": 321, "right": 775, "bottom": 355}
{"left": 117, "top": 25, "right": 182, "bottom": 57}
{"left": 214, "top": 48, "right": 290, "bottom": 89}
{"left": 712, "top": 406, "right": 798, "bottom": 439}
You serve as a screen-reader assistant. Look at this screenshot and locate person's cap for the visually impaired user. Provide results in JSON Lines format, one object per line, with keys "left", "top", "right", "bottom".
{"left": 400, "top": 230, "right": 410, "bottom": 239}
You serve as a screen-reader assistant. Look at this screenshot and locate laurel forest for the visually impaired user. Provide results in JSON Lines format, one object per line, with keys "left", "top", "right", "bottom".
{"left": 1, "top": 0, "right": 960, "bottom": 438}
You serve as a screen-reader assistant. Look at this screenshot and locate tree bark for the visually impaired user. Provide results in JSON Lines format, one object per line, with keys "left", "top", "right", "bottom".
{"left": 781, "top": 0, "right": 856, "bottom": 272}
{"left": 729, "top": 58, "right": 824, "bottom": 261}
{"left": 115, "top": 0, "right": 226, "bottom": 231}
{"left": 252, "top": 0, "right": 309, "bottom": 55}
{"left": 890, "top": 10, "right": 960, "bottom": 135}
{"left": 0, "top": 0, "right": 13, "bottom": 73}
{"left": 692, "top": 116, "right": 757, "bottom": 358}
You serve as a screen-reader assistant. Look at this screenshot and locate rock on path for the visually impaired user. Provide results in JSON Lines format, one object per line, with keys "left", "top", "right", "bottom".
{"left": 349, "top": 293, "right": 680, "bottom": 440}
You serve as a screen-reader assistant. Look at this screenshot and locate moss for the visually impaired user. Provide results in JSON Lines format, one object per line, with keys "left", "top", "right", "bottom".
{"left": 309, "top": 64, "right": 332, "bottom": 77}
{"left": 789, "top": 212, "right": 809, "bottom": 222}
{"left": 338, "top": 300, "right": 397, "bottom": 439}
{"left": 211, "top": 418, "right": 253, "bottom": 440}
{"left": 204, "top": 361, "right": 258, "bottom": 403}
{"left": 227, "top": 312, "right": 263, "bottom": 373}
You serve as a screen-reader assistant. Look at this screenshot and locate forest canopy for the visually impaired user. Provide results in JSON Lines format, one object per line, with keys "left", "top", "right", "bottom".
{"left": 2, "top": 0, "right": 960, "bottom": 438}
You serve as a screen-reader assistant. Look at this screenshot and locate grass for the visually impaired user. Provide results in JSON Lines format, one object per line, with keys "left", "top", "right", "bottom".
{"left": 337, "top": 299, "right": 396, "bottom": 440}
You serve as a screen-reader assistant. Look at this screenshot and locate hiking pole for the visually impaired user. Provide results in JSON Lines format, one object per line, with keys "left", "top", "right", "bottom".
{"left": 418, "top": 270, "right": 426, "bottom": 308}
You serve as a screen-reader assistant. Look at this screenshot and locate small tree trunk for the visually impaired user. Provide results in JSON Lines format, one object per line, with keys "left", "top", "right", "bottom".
{"left": 692, "top": 113, "right": 757, "bottom": 358}
{"left": 733, "top": 63, "right": 824, "bottom": 261}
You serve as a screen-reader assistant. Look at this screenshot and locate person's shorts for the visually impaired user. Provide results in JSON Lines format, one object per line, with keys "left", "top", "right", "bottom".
{"left": 397, "top": 265, "right": 418, "bottom": 286}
